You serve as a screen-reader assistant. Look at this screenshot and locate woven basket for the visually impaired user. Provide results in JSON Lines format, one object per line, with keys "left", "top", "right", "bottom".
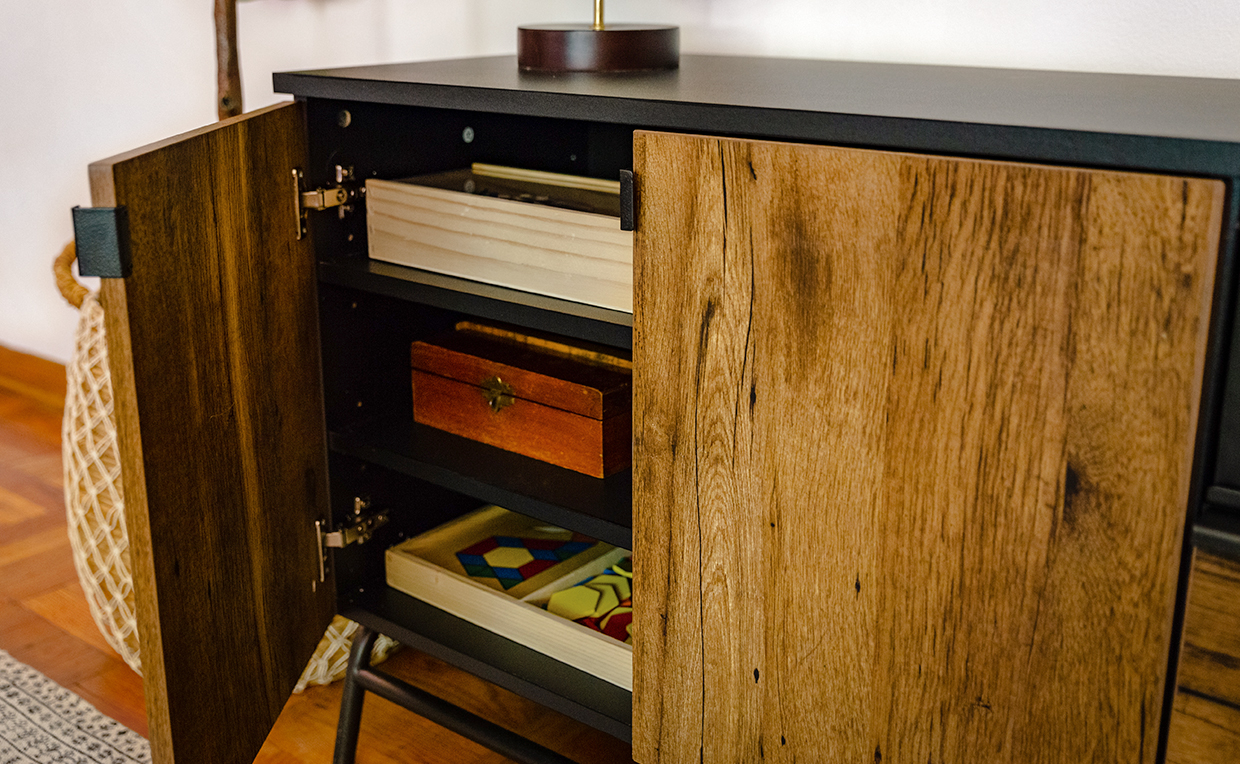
{"left": 54, "top": 244, "right": 396, "bottom": 689}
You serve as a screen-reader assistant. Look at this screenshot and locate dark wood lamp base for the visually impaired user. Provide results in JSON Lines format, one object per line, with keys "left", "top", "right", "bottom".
{"left": 518, "top": 24, "right": 679, "bottom": 73}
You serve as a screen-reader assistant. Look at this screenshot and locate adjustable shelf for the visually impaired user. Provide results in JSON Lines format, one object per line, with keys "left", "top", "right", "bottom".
{"left": 329, "top": 418, "right": 632, "bottom": 550}
{"left": 341, "top": 587, "right": 632, "bottom": 742}
{"left": 318, "top": 258, "right": 633, "bottom": 351}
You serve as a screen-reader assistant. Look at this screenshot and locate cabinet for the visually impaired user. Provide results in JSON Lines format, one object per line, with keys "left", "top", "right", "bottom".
{"left": 86, "top": 56, "right": 1240, "bottom": 764}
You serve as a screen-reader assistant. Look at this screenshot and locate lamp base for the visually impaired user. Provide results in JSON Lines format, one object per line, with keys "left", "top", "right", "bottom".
{"left": 517, "top": 24, "right": 679, "bottom": 73}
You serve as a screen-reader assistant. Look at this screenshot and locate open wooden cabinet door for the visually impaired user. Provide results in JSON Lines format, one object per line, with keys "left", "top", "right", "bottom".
{"left": 89, "top": 102, "right": 335, "bottom": 764}
{"left": 631, "top": 131, "right": 1225, "bottom": 763}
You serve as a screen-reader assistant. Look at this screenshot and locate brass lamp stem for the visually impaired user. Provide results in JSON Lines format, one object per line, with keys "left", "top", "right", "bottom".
{"left": 593, "top": 0, "right": 605, "bottom": 30}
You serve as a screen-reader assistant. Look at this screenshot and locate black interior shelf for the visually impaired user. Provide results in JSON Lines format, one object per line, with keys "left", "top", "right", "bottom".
{"left": 319, "top": 258, "right": 633, "bottom": 351}
{"left": 342, "top": 587, "right": 633, "bottom": 742}
{"left": 329, "top": 418, "right": 633, "bottom": 549}
{"left": 1197, "top": 489, "right": 1240, "bottom": 560}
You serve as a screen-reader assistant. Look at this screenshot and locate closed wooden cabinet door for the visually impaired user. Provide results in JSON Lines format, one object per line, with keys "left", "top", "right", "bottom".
{"left": 631, "top": 131, "right": 1225, "bottom": 763}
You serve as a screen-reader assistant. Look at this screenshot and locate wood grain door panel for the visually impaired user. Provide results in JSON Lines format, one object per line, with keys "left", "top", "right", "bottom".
{"left": 91, "top": 102, "right": 335, "bottom": 764}
{"left": 632, "top": 131, "right": 1224, "bottom": 763}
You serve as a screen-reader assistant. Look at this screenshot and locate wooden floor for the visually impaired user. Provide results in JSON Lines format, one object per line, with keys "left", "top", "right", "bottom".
{"left": 0, "top": 346, "right": 147, "bottom": 736}
{"left": 0, "top": 345, "right": 632, "bottom": 764}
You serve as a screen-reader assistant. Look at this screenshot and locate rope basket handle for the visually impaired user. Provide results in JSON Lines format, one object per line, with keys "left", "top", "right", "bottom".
{"left": 54, "top": 242, "right": 89, "bottom": 310}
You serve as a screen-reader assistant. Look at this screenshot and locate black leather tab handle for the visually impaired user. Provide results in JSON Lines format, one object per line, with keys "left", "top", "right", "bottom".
{"left": 619, "top": 169, "right": 635, "bottom": 232}
{"left": 72, "top": 206, "right": 131, "bottom": 278}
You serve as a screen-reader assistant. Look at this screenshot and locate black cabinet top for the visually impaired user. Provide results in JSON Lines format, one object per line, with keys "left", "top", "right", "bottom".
{"left": 276, "top": 54, "right": 1240, "bottom": 176}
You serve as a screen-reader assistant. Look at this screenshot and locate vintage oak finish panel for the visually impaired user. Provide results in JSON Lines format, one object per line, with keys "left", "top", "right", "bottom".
{"left": 1165, "top": 550, "right": 1240, "bottom": 762}
{"left": 632, "top": 132, "right": 1224, "bottom": 762}
{"left": 93, "top": 103, "right": 336, "bottom": 764}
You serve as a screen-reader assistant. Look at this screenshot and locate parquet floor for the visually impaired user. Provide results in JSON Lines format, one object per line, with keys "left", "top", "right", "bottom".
{"left": 0, "top": 345, "right": 148, "bottom": 736}
{"left": 0, "top": 345, "right": 632, "bottom": 764}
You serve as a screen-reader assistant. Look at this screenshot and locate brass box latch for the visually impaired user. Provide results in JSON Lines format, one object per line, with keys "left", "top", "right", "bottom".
{"left": 481, "top": 376, "right": 515, "bottom": 412}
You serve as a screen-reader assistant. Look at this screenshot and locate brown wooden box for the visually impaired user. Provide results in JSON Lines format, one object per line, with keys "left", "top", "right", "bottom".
{"left": 411, "top": 323, "right": 632, "bottom": 478}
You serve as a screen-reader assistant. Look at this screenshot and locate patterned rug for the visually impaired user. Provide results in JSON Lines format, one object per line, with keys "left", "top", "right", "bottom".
{"left": 0, "top": 649, "right": 150, "bottom": 763}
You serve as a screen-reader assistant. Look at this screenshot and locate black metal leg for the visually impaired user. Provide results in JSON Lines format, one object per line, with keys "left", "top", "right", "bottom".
{"left": 352, "top": 661, "right": 578, "bottom": 764}
{"left": 333, "top": 625, "right": 380, "bottom": 764}
{"left": 331, "top": 623, "right": 579, "bottom": 764}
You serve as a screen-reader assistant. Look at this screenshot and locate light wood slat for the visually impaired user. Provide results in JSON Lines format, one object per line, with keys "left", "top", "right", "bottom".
{"left": 0, "top": 526, "right": 64, "bottom": 565}
{"left": 1166, "top": 550, "right": 1240, "bottom": 762}
{"left": 22, "top": 583, "right": 121, "bottom": 659}
{"left": 632, "top": 131, "right": 1224, "bottom": 763}
{"left": 1176, "top": 551, "right": 1240, "bottom": 708}
{"left": 0, "top": 484, "right": 47, "bottom": 525}
{"left": 0, "top": 345, "right": 67, "bottom": 409}
{"left": 0, "top": 386, "right": 65, "bottom": 451}
{"left": 93, "top": 102, "right": 335, "bottom": 764}
{"left": 1166, "top": 690, "right": 1240, "bottom": 764}
{"left": 72, "top": 662, "right": 150, "bottom": 739}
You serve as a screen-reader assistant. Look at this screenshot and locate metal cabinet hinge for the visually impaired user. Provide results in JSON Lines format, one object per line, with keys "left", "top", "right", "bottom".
{"left": 314, "top": 497, "right": 390, "bottom": 586}
{"left": 294, "top": 164, "right": 365, "bottom": 240}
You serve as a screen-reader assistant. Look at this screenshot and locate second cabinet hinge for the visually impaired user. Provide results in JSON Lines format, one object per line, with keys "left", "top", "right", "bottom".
{"left": 315, "top": 497, "right": 390, "bottom": 585}
{"left": 294, "top": 164, "right": 365, "bottom": 240}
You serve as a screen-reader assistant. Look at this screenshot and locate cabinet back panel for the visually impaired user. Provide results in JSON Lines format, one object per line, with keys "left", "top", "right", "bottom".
{"left": 319, "top": 283, "right": 461, "bottom": 430}
{"left": 632, "top": 131, "right": 1225, "bottom": 763}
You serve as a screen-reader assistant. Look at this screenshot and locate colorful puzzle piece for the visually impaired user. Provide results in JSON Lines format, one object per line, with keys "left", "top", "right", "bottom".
{"left": 457, "top": 535, "right": 593, "bottom": 590}
{"left": 543, "top": 557, "right": 635, "bottom": 644}
{"left": 548, "top": 585, "right": 601, "bottom": 620}
{"left": 587, "top": 573, "right": 630, "bottom": 601}
{"left": 586, "top": 581, "right": 619, "bottom": 617}
{"left": 600, "top": 607, "right": 632, "bottom": 642}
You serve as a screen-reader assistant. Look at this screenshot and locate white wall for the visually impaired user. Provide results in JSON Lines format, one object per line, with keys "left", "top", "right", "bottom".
{"left": 3, "top": 0, "right": 1239, "bottom": 364}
